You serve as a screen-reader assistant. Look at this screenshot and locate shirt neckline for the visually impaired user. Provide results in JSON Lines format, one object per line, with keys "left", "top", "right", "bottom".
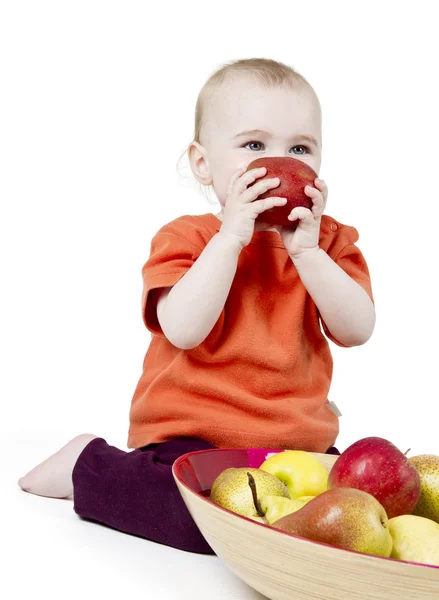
{"left": 200, "top": 213, "right": 287, "bottom": 248}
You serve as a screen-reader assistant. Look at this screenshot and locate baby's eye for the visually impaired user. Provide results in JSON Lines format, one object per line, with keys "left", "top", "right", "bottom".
{"left": 291, "top": 145, "right": 309, "bottom": 155}
{"left": 244, "top": 141, "right": 263, "bottom": 151}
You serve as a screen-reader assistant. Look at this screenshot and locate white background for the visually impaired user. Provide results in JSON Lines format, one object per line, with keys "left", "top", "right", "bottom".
{"left": 1, "top": 1, "right": 438, "bottom": 598}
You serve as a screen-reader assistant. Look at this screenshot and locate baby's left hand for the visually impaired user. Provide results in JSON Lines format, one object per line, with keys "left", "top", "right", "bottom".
{"left": 275, "top": 178, "right": 328, "bottom": 258}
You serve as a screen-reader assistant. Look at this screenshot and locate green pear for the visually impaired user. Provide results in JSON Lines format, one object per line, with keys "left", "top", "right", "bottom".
{"left": 258, "top": 495, "right": 305, "bottom": 525}
{"left": 409, "top": 455, "right": 439, "bottom": 523}
{"left": 272, "top": 487, "right": 393, "bottom": 557}
{"left": 210, "top": 468, "right": 289, "bottom": 519}
{"left": 388, "top": 515, "right": 439, "bottom": 566}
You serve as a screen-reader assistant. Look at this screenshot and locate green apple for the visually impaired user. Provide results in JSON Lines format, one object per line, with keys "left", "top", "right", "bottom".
{"left": 260, "top": 450, "right": 328, "bottom": 498}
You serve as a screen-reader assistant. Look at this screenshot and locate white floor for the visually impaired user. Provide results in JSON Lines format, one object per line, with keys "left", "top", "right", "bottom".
{"left": 5, "top": 434, "right": 267, "bottom": 600}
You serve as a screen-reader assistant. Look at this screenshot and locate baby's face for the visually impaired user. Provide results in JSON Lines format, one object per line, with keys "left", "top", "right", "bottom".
{"left": 195, "top": 77, "right": 322, "bottom": 207}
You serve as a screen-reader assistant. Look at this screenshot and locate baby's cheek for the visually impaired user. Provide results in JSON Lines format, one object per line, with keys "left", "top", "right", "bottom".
{"left": 209, "top": 154, "right": 243, "bottom": 204}
{"left": 212, "top": 181, "right": 226, "bottom": 205}
{"left": 213, "top": 174, "right": 232, "bottom": 206}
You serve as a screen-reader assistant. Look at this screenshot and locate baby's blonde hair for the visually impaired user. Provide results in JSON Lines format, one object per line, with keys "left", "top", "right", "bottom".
{"left": 177, "top": 57, "right": 317, "bottom": 204}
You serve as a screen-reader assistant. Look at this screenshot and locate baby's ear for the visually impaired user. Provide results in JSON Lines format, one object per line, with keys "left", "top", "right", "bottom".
{"left": 188, "top": 141, "right": 213, "bottom": 185}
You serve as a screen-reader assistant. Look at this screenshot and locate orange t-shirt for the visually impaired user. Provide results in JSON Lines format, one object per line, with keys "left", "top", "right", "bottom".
{"left": 128, "top": 212, "right": 373, "bottom": 452}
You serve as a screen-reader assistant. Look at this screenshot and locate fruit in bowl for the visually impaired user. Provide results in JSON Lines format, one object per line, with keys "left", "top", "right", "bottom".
{"left": 173, "top": 448, "right": 439, "bottom": 600}
{"left": 328, "top": 437, "right": 421, "bottom": 518}
{"left": 246, "top": 156, "right": 317, "bottom": 227}
{"left": 208, "top": 442, "right": 439, "bottom": 563}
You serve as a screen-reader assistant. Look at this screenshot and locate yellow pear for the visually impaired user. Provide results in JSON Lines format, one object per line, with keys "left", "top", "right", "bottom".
{"left": 259, "top": 450, "right": 328, "bottom": 498}
{"left": 258, "top": 495, "right": 305, "bottom": 525}
{"left": 388, "top": 515, "right": 439, "bottom": 566}
{"left": 409, "top": 455, "right": 439, "bottom": 523}
{"left": 210, "top": 467, "right": 289, "bottom": 518}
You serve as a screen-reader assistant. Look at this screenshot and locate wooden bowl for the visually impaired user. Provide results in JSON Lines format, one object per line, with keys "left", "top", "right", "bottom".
{"left": 172, "top": 448, "right": 439, "bottom": 600}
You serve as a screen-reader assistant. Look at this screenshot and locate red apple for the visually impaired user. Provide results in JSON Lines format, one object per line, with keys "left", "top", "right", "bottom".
{"left": 328, "top": 437, "right": 421, "bottom": 519}
{"left": 246, "top": 156, "right": 317, "bottom": 227}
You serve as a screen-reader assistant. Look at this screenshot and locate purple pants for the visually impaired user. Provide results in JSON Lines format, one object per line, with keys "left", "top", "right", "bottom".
{"left": 72, "top": 437, "right": 340, "bottom": 554}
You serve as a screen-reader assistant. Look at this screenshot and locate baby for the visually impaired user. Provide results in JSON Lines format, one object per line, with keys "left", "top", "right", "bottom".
{"left": 18, "top": 58, "right": 375, "bottom": 555}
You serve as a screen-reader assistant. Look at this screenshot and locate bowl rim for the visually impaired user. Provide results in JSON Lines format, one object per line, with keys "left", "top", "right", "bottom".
{"left": 172, "top": 447, "right": 439, "bottom": 571}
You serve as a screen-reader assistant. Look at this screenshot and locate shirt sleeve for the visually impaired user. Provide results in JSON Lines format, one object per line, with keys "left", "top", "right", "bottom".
{"left": 141, "top": 222, "right": 204, "bottom": 336}
{"left": 320, "top": 223, "right": 374, "bottom": 348}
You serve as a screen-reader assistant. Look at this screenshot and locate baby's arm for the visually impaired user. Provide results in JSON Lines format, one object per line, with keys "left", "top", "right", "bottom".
{"left": 155, "top": 231, "right": 242, "bottom": 350}
{"left": 292, "top": 247, "right": 375, "bottom": 347}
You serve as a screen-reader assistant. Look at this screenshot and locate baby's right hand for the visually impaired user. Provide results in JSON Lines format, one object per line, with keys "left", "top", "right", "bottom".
{"left": 219, "top": 166, "right": 287, "bottom": 249}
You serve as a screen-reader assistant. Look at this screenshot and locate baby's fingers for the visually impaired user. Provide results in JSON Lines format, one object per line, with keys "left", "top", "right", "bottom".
{"left": 242, "top": 176, "right": 280, "bottom": 203}
{"left": 253, "top": 196, "right": 287, "bottom": 216}
{"left": 227, "top": 166, "right": 249, "bottom": 195}
{"left": 314, "top": 178, "right": 328, "bottom": 199}
{"left": 288, "top": 206, "right": 315, "bottom": 227}
{"left": 305, "top": 185, "right": 326, "bottom": 217}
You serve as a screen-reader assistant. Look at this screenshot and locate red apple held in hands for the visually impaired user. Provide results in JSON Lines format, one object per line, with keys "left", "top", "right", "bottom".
{"left": 328, "top": 437, "right": 421, "bottom": 519}
{"left": 246, "top": 156, "right": 318, "bottom": 227}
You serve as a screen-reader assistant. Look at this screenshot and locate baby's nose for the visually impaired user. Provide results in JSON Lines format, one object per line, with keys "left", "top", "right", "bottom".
{"left": 266, "top": 153, "right": 286, "bottom": 159}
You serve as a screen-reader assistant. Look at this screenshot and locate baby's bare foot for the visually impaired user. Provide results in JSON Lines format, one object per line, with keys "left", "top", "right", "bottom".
{"left": 18, "top": 433, "right": 98, "bottom": 498}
